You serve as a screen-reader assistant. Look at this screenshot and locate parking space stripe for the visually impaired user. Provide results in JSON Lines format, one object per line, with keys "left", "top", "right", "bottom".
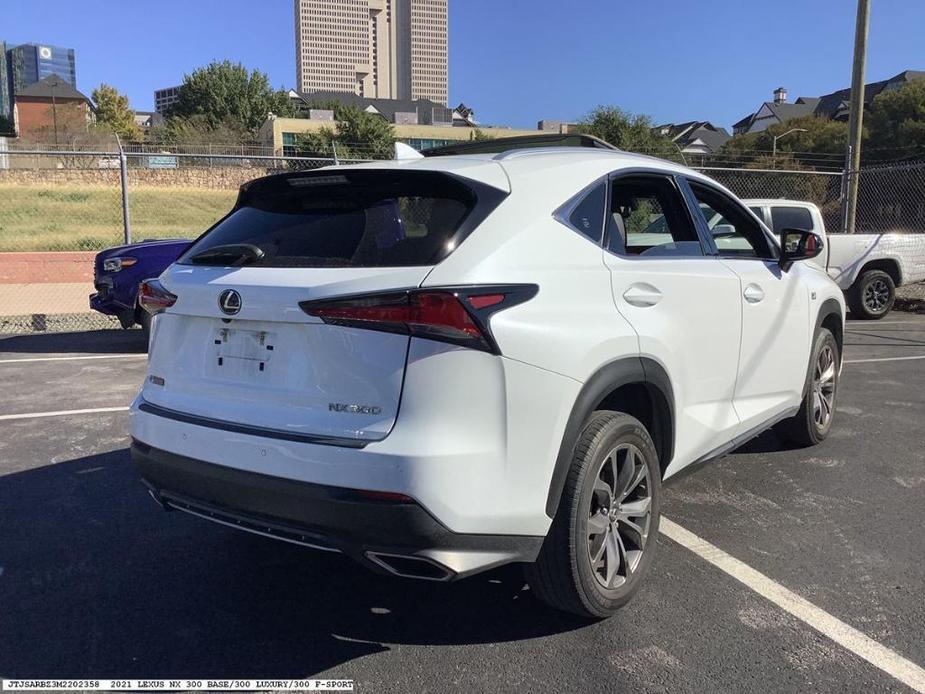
{"left": 0, "top": 354, "right": 146, "bottom": 364}
{"left": 0, "top": 406, "right": 129, "bottom": 421}
{"left": 660, "top": 517, "right": 925, "bottom": 693}
{"left": 845, "top": 355, "right": 925, "bottom": 364}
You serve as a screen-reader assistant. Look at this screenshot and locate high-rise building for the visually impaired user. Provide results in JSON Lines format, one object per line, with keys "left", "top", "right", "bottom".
{"left": 154, "top": 86, "right": 181, "bottom": 114}
{"left": 294, "top": 0, "right": 448, "bottom": 105}
{"left": 0, "top": 41, "right": 11, "bottom": 122}
{"left": 6, "top": 43, "right": 77, "bottom": 94}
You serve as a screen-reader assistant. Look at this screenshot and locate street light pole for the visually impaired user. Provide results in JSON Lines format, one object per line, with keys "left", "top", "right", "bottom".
{"left": 843, "top": 0, "right": 871, "bottom": 233}
{"left": 772, "top": 128, "right": 808, "bottom": 158}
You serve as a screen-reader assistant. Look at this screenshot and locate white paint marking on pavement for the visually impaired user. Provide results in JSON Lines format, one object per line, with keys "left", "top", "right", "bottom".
{"left": 660, "top": 517, "right": 925, "bottom": 693}
{"left": 845, "top": 355, "right": 925, "bottom": 364}
{"left": 0, "top": 407, "right": 129, "bottom": 422}
{"left": 847, "top": 321, "right": 925, "bottom": 328}
{"left": 0, "top": 354, "right": 146, "bottom": 364}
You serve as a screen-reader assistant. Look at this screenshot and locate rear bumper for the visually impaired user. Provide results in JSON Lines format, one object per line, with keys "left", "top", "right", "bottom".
{"left": 131, "top": 440, "right": 542, "bottom": 580}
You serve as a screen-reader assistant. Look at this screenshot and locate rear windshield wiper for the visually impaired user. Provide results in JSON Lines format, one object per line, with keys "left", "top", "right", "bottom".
{"left": 188, "top": 244, "right": 266, "bottom": 267}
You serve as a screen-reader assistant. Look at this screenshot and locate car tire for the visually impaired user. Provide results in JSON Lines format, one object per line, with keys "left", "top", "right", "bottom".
{"left": 848, "top": 269, "right": 895, "bottom": 320}
{"left": 136, "top": 307, "right": 152, "bottom": 338}
{"left": 526, "top": 411, "right": 661, "bottom": 619}
{"left": 775, "top": 328, "right": 840, "bottom": 448}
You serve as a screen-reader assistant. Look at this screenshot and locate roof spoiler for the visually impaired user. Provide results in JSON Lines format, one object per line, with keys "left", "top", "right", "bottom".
{"left": 420, "top": 133, "right": 618, "bottom": 157}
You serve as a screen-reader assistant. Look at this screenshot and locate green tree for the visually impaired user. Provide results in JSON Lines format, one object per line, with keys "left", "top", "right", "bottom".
{"left": 150, "top": 114, "right": 250, "bottom": 147}
{"left": 720, "top": 115, "right": 848, "bottom": 167}
{"left": 577, "top": 105, "right": 676, "bottom": 158}
{"left": 469, "top": 128, "right": 492, "bottom": 141}
{"left": 170, "top": 60, "right": 295, "bottom": 135}
{"left": 866, "top": 79, "right": 925, "bottom": 161}
{"left": 293, "top": 105, "right": 395, "bottom": 160}
{"left": 92, "top": 83, "right": 142, "bottom": 141}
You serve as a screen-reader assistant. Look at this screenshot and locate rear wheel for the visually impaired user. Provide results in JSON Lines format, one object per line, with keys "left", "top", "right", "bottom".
{"left": 776, "top": 328, "right": 839, "bottom": 447}
{"left": 136, "top": 307, "right": 152, "bottom": 338}
{"left": 848, "top": 269, "right": 895, "bottom": 320}
{"left": 526, "top": 411, "right": 661, "bottom": 618}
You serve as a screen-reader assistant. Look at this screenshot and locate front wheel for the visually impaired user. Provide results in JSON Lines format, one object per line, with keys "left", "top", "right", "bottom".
{"left": 848, "top": 269, "right": 895, "bottom": 320}
{"left": 526, "top": 411, "right": 661, "bottom": 618}
{"left": 776, "top": 328, "right": 840, "bottom": 447}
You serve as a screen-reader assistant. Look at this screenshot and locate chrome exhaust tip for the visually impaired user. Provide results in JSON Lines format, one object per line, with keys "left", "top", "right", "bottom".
{"left": 365, "top": 551, "right": 455, "bottom": 582}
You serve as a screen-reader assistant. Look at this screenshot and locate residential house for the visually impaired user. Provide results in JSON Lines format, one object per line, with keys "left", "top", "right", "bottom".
{"left": 733, "top": 71, "right": 925, "bottom": 135}
{"left": 656, "top": 121, "right": 731, "bottom": 156}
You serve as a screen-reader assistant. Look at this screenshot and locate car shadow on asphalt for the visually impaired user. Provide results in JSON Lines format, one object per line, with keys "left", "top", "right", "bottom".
{"left": 0, "top": 448, "right": 589, "bottom": 679}
{"left": 0, "top": 330, "right": 148, "bottom": 355}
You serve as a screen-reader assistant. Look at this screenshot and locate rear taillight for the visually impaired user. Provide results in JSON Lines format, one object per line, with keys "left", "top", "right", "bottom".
{"left": 300, "top": 285, "right": 537, "bottom": 354}
{"left": 138, "top": 279, "right": 177, "bottom": 315}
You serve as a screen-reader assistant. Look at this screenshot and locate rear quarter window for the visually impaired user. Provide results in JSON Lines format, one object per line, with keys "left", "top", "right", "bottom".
{"left": 179, "top": 170, "right": 502, "bottom": 268}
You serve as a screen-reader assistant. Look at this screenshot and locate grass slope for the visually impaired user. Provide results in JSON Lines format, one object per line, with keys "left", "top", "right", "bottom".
{"left": 0, "top": 185, "right": 237, "bottom": 251}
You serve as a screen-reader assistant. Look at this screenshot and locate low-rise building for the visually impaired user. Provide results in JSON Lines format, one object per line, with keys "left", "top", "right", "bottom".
{"left": 262, "top": 91, "right": 540, "bottom": 155}
{"left": 260, "top": 113, "right": 541, "bottom": 156}
{"left": 13, "top": 74, "right": 93, "bottom": 141}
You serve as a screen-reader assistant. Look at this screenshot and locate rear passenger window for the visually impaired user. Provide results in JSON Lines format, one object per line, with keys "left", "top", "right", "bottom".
{"left": 561, "top": 181, "right": 606, "bottom": 244}
{"left": 607, "top": 176, "right": 703, "bottom": 257}
{"left": 771, "top": 206, "right": 814, "bottom": 234}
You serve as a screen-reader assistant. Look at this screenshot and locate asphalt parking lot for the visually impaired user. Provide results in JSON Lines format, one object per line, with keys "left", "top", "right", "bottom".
{"left": 1, "top": 315, "right": 924, "bottom": 693}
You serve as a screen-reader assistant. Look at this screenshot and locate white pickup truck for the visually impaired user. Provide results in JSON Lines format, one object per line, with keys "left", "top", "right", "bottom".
{"left": 743, "top": 199, "right": 925, "bottom": 319}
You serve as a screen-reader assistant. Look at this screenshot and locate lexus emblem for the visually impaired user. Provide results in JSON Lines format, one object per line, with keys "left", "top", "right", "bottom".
{"left": 218, "top": 289, "right": 242, "bottom": 316}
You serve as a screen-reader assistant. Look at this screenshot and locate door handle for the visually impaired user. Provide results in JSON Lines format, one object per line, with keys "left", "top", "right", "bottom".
{"left": 623, "top": 283, "right": 663, "bottom": 307}
{"left": 743, "top": 284, "right": 765, "bottom": 304}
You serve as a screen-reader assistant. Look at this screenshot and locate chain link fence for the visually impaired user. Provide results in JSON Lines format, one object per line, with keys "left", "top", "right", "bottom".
{"left": 693, "top": 162, "right": 925, "bottom": 303}
{"left": 1, "top": 147, "right": 923, "bottom": 333}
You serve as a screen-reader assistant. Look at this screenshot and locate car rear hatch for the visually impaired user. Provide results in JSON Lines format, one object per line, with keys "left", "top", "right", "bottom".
{"left": 141, "top": 165, "right": 508, "bottom": 445}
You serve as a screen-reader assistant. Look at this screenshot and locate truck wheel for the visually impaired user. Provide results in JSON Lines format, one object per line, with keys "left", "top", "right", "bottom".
{"left": 848, "top": 269, "right": 895, "bottom": 320}
{"left": 776, "top": 328, "right": 840, "bottom": 448}
{"left": 526, "top": 411, "right": 661, "bottom": 618}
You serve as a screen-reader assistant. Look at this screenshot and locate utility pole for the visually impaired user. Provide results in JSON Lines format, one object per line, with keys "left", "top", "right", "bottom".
{"left": 843, "top": 0, "right": 871, "bottom": 234}
{"left": 50, "top": 77, "right": 59, "bottom": 147}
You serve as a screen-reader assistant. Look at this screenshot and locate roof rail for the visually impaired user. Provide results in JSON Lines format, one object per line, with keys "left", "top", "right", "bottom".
{"left": 420, "top": 133, "right": 618, "bottom": 158}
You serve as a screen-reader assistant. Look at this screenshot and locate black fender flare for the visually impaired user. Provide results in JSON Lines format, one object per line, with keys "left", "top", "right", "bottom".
{"left": 815, "top": 297, "right": 844, "bottom": 347}
{"left": 797, "top": 298, "right": 844, "bottom": 397}
{"left": 545, "top": 356, "right": 675, "bottom": 518}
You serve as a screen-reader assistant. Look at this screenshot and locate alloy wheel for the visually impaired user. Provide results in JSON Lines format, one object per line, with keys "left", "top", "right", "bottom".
{"left": 586, "top": 443, "right": 651, "bottom": 589}
{"left": 864, "top": 279, "right": 891, "bottom": 313}
{"left": 812, "top": 344, "right": 837, "bottom": 429}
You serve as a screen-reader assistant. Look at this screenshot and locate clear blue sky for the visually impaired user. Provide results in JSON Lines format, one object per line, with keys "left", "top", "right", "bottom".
{"left": 5, "top": 0, "right": 924, "bottom": 131}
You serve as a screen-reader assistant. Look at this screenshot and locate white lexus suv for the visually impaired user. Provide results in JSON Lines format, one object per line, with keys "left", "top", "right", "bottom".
{"left": 130, "top": 137, "right": 844, "bottom": 618}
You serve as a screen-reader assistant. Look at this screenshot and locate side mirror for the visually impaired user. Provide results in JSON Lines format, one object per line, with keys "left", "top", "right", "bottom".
{"left": 779, "top": 228, "right": 824, "bottom": 271}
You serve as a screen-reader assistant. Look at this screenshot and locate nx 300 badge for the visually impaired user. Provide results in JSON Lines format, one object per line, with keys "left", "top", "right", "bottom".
{"left": 329, "top": 403, "right": 383, "bottom": 415}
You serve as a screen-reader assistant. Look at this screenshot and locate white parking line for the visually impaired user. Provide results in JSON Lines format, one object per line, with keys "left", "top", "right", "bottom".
{"left": 660, "top": 517, "right": 925, "bottom": 693}
{"left": 0, "top": 406, "right": 129, "bottom": 421}
{"left": 847, "top": 321, "right": 925, "bottom": 327}
{"left": 845, "top": 355, "right": 925, "bottom": 364}
{"left": 0, "top": 354, "right": 146, "bottom": 364}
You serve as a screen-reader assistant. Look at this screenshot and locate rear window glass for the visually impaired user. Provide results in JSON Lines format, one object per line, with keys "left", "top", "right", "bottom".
{"left": 770, "top": 206, "right": 814, "bottom": 234}
{"left": 179, "top": 170, "right": 481, "bottom": 268}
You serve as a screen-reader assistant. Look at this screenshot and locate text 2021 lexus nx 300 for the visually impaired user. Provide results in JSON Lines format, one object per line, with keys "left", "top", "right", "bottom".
{"left": 130, "top": 140, "right": 844, "bottom": 618}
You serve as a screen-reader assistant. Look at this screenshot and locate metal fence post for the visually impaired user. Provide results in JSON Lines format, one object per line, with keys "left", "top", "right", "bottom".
{"left": 332, "top": 141, "right": 340, "bottom": 166}
{"left": 118, "top": 139, "right": 132, "bottom": 245}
